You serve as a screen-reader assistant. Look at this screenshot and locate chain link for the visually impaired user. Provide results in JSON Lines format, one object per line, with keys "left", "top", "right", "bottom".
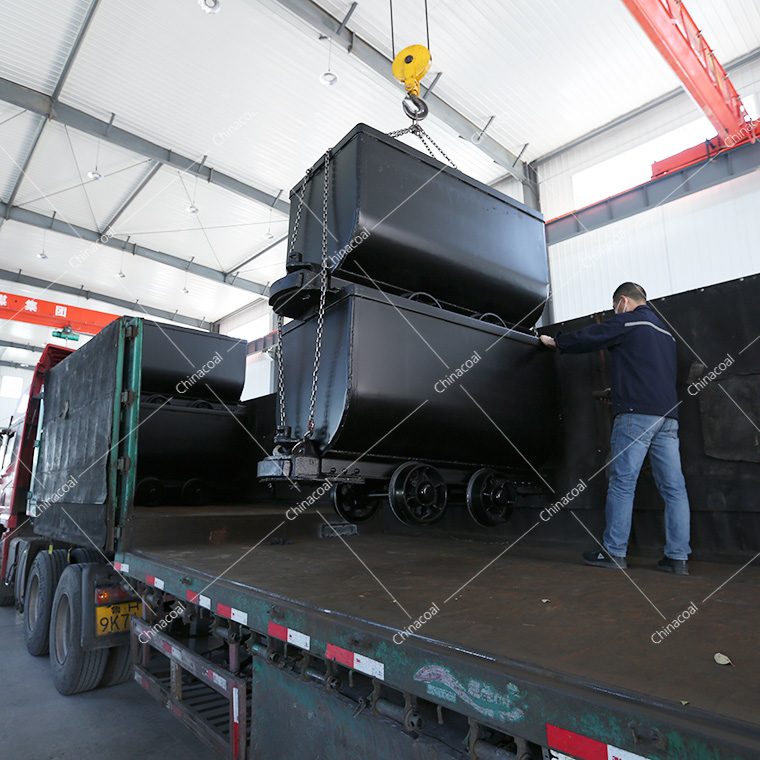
{"left": 276, "top": 312, "right": 286, "bottom": 431}
{"left": 304, "top": 151, "right": 331, "bottom": 439}
{"left": 386, "top": 123, "right": 457, "bottom": 170}
{"left": 276, "top": 168, "right": 312, "bottom": 434}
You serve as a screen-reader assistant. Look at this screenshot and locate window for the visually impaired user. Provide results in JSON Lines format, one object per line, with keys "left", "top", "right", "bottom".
{"left": 571, "top": 99, "right": 757, "bottom": 211}
{"left": 225, "top": 312, "right": 273, "bottom": 343}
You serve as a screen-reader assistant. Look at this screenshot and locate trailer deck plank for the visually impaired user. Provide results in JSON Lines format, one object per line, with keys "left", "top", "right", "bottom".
{"left": 133, "top": 531, "right": 760, "bottom": 727}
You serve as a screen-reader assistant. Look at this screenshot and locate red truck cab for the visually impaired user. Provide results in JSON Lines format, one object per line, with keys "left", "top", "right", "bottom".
{"left": 0, "top": 345, "right": 73, "bottom": 600}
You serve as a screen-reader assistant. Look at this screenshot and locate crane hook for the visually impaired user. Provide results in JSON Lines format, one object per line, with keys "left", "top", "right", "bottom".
{"left": 392, "top": 44, "right": 431, "bottom": 121}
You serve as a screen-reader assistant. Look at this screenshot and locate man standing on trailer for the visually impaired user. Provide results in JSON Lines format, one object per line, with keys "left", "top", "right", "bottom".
{"left": 539, "top": 283, "right": 691, "bottom": 575}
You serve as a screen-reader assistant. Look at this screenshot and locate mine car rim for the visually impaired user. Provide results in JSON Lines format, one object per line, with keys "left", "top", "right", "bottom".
{"left": 389, "top": 462, "right": 447, "bottom": 526}
{"left": 331, "top": 483, "right": 380, "bottom": 524}
{"left": 467, "top": 468, "right": 516, "bottom": 527}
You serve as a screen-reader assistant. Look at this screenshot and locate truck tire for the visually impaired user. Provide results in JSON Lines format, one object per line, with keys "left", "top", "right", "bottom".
{"left": 100, "top": 644, "right": 133, "bottom": 687}
{"left": 49, "top": 564, "right": 108, "bottom": 695}
{"left": 24, "top": 549, "right": 69, "bottom": 656}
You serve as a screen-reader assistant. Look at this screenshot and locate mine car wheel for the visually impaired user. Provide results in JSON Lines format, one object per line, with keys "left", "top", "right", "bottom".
{"left": 466, "top": 468, "right": 516, "bottom": 527}
{"left": 135, "top": 477, "right": 165, "bottom": 507}
{"left": 331, "top": 483, "right": 381, "bottom": 524}
{"left": 389, "top": 462, "right": 447, "bottom": 526}
{"left": 182, "top": 478, "right": 212, "bottom": 506}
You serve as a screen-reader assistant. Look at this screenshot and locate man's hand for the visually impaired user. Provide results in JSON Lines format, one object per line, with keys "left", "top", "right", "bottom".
{"left": 539, "top": 334, "right": 557, "bottom": 349}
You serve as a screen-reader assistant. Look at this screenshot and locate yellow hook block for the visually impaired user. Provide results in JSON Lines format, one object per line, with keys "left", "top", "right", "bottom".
{"left": 392, "top": 44, "right": 431, "bottom": 98}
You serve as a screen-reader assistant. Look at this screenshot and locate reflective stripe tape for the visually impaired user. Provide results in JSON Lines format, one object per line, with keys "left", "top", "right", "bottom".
{"left": 186, "top": 590, "right": 211, "bottom": 609}
{"left": 113, "top": 561, "right": 129, "bottom": 573}
{"left": 267, "top": 621, "right": 311, "bottom": 650}
{"left": 624, "top": 321, "right": 675, "bottom": 341}
{"left": 326, "top": 643, "right": 385, "bottom": 680}
{"left": 145, "top": 575, "right": 164, "bottom": 590}
{"left": 206, "top": 668, "right": 227, "bottom": 690}
{"left": 546, "top": 724, "right": 651, "bottom": 760}
{"left": 216, "top": 603, "right": 248, "bottom": 626}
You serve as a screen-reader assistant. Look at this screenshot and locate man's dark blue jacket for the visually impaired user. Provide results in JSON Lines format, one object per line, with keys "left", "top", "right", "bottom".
{"left": 555, "top": 304, "right": 679, "bottom": 419}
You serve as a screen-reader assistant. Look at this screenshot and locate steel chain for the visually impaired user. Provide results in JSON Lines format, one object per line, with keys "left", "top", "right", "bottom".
{"left": 276, "top": 168, "right": 312, "bottom": 434}
{"left": 304, "top": 151, "right": 331, "bottom": 439}
{"left": 387, "top": 124, "right": 457, "bottom": 169}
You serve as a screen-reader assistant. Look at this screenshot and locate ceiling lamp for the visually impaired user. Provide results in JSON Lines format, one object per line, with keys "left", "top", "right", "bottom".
{"left": 37, "top": 251, "right": 48, "bottom": 259}
{"left": 117, "top": 270, "right": 126, "bottom": 278}
{"left": 182, "top": 286, "right": 190, "bottom": 294}
{"left": 199, "top": 0, "right": 220, "bottom": 13}
{"left": 186, "top": 205, "right": 200, "bottom": 214}
{"left": 319, "top": 35, "right": 338, "bottom": 86}
{"left": 87, "top": 170, "right": 104, "bottom": 181}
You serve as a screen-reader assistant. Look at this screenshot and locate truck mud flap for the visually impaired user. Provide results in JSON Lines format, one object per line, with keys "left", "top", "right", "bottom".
{"left": 131, "top": 617, "right": 248, "bottom": 760}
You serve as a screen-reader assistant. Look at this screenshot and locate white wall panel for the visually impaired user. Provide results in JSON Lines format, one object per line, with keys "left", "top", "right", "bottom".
{"left": 548, "top": 171, "right": 760, "bottom": 323}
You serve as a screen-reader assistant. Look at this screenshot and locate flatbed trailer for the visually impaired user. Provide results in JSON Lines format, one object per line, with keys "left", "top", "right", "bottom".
{"left": 2, "top": 273, "right": 759, "bottom": 760}
{"left": 115, "top": 507, "right": 760, "bottom": 760}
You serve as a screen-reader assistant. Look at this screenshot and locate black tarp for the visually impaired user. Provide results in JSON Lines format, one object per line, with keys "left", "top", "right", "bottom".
{"left": 32, "top": 319, "right": 121, "bottom": 547}
{"left": 387, "top": 274, "right": 760, "bottom": 561}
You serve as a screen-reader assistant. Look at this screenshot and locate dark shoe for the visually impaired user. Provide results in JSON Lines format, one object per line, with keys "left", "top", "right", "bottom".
{"left": 582, "top": 549, "right": 627, "bottom": 569}
{"left": 657, "top": 557, "right": 689, "bottom": 575}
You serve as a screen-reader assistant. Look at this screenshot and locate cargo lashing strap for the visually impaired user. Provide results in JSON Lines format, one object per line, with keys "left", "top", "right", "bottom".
{"left": 276, "top": 150, "right": 331, "bottom": 446}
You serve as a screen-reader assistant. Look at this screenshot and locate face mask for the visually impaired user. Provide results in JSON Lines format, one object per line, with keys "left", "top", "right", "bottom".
{"left": 615, "top": 298, "right": 626, "bottom": 314}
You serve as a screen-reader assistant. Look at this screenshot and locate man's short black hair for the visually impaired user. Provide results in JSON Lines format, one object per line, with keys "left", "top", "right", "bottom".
{"left": 613, "top": 282, "right": 646, "bottom": 302}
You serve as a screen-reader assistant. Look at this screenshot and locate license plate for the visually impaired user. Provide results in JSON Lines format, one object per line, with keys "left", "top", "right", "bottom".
{"left": 96, "top": 601, "right": 143, "bottom": 635}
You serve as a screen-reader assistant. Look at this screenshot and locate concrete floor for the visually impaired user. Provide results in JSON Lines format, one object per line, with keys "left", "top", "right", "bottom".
{"left": 0, "top": 606, "right": 217, "bottom": 760}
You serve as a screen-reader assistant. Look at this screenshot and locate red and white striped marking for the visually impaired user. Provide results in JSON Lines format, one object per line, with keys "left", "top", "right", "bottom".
{"left": 216, "top": 602, "right": 248, "bottom": 626}
{"left": 113, "top": 561, "right": 129, "bottom": 573}
{"left": 145, "top": 574, "right": 164, "bottom": 590}
{"left": 547, "top": 724, "right": 651, "bottom": 760}
{"left": 205, "top": 668, "right": 227, "bottom": 690}
{"left": 186, "top": 589, "right": 211, "bottom": 609}
{"left": 267, "top": 621, "right": 310, "bottom": 650}
{"left": 325, "top": 643, "right": 385, "bottom": 680}
{"left": 232, "top": 685, "right": 240, "bottom": 757}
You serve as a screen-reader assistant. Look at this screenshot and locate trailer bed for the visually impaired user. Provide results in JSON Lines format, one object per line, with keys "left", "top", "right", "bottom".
{"left": 119, "top": 510, "right": 760, "bottom": 760}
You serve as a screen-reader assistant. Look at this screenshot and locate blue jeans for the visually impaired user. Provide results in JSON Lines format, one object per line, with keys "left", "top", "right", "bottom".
{"left": 604, "top": 413, "right": 691, "bottom": 560}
